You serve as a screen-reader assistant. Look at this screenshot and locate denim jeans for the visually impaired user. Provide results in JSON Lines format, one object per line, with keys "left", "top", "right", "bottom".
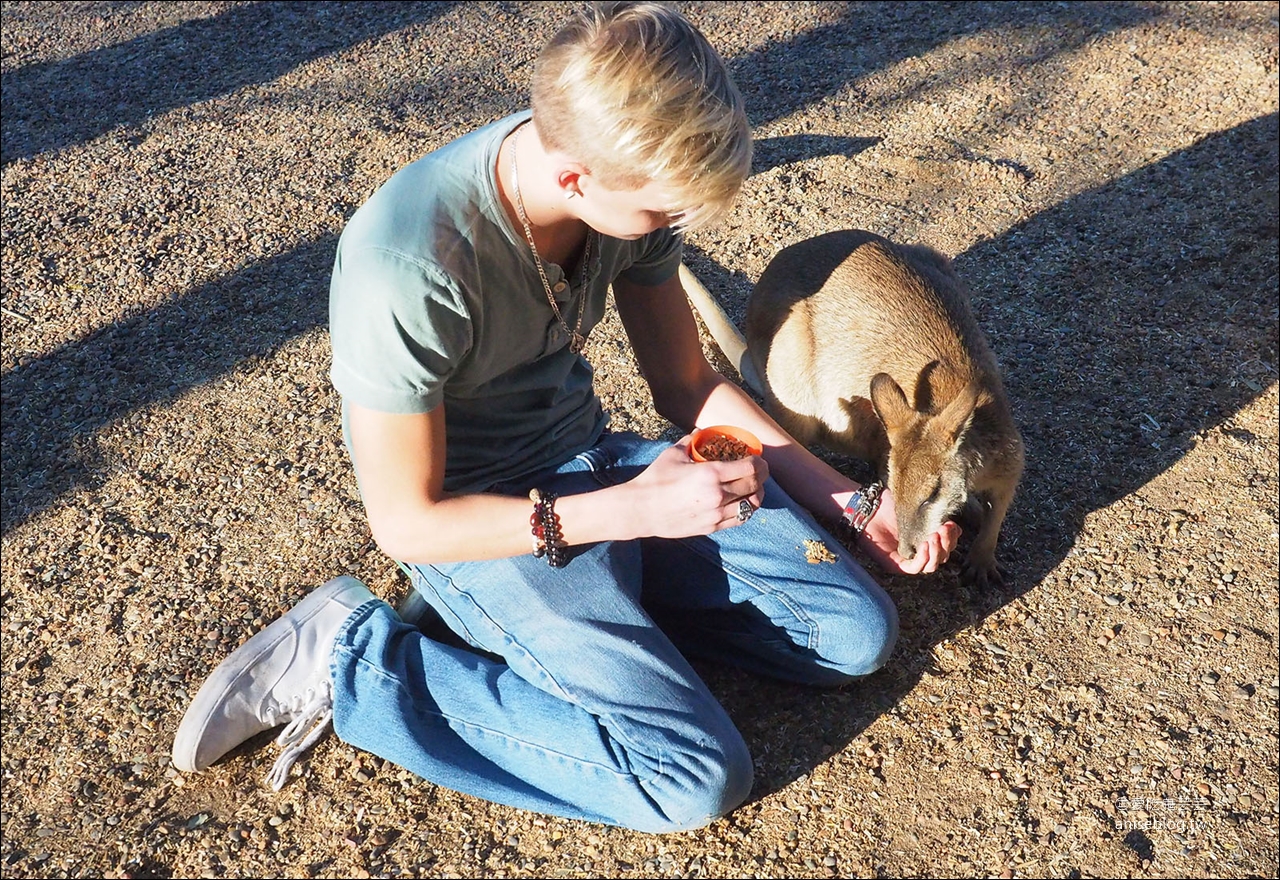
{"left": 328, "top": 431, "right": 898, "bottom": 833}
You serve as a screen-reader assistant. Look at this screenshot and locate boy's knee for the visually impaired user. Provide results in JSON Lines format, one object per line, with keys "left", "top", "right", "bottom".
{"left": 632, "top": 731, "right": 754, "bottom": 834}
{"left": 813, "top": 584, "right": 900, "bottom": 684}
{"left": 851, "top": 587, "right": 900, "bottom": 674}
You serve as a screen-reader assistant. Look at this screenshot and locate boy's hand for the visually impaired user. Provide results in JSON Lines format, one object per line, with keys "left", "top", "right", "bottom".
{"left": 859, "top": 487, "right": 961, "bottom": 575}
{"left": 627, "top": 436, "right": 768, "bottom": 539}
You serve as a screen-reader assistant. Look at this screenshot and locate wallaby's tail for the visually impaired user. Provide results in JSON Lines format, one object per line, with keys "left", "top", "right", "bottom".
{"left": 678, "top": 263, "right": 764, "bottom": 394}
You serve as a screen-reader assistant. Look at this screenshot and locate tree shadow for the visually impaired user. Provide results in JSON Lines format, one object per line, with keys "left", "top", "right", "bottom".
{"left": 726, "top": 1, "right": 1160, "bottom": 126}
{"left": 963, "top": 112, "right": 1277, "bottom": 594}
{"left": 0, "top": 0, "right": 1166, "bottom": 535}
{"left": 0, "top": 0, "right": 1271, "bottom": 837}
{"left": 1, "top": 235, "right": 339, "bottom": 533}
{"left": 1, "top": 1, "right": 1158, "bottom": 166}
{"left": 0, "top": 1, "right": 457, "bottom": 166}
{"left": 700, "top": 112, "right": 1278, "bottom": 799}
{"left": 751, "top": 134, "right": 881, "bottom": 176}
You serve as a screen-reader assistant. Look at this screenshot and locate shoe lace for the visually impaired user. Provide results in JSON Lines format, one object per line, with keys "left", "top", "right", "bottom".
{"left": 264, "top": 680, "right": 334, "bottom": 791}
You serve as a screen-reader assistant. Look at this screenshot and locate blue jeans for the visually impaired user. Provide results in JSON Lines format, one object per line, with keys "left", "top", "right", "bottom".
{"left": 328, "top": 432, "right": 898, "bottom": 833}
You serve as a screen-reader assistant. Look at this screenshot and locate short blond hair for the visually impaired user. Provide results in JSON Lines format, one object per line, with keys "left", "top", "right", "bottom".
{"left": 531, "top": 1, "right": 751, "bottom": 231}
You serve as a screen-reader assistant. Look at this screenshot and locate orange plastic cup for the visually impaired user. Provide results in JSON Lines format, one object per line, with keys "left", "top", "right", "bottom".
{"left": 689, "top": 425, "right": 763, "bottom": 462}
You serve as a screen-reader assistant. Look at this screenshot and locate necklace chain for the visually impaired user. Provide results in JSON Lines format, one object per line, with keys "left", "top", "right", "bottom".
{"left": 510, "top": 125, "right": 590, "bottom": 355}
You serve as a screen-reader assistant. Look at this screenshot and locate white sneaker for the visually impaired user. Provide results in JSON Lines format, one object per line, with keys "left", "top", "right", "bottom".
{"left": 396, "top": 587, "right": 432, "bottom": 627}
{"left": 171, "top": 575, "right": 374, "bottom": 789}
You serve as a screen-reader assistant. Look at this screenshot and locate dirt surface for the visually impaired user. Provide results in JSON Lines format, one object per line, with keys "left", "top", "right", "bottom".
{"left": 2, "top": 2, "right": 1277, "bottom": 878}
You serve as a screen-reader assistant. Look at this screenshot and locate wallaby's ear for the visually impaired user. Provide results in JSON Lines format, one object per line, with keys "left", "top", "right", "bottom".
{"left": 870, "top": 373, "right": 914, "bottom": 433}
{"left": 936, "top": 384, "right": 979, "bottom": 447}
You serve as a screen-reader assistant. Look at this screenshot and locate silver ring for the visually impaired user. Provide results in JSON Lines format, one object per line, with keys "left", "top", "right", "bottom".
{"left": 736, "top": 499, "right": 755, "bottom": 523}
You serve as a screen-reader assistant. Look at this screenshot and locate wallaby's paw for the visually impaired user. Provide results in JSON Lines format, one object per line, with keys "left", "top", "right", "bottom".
{"left": 960, "top": 557, "right": 1005, "bottom": 590}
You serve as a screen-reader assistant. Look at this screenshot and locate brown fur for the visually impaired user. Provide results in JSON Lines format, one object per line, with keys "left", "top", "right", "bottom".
{"left": 738, "top": 230, "right": 1024, "bottom": 588}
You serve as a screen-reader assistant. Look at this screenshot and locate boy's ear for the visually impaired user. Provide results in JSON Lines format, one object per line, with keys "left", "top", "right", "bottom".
{"left": 557, "top": 167, "right": 585, "bottom": 199}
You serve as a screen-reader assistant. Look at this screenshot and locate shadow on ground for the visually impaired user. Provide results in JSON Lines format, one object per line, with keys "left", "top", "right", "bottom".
{"left": 0, "top": 2, "right": 457, "bottom": 166}
{"left": 696, "top": 112, "right": 1278, "bottom": 799}
{"left": 1, "top": 0, "right": 1169, "bottom": 536}
{"left": 0, "top": 234, "right": 341, "bottom": 533}
{"left": 726, "top": 1, "right": 1159, "bottom": 126}
{"left": 3, "top": 0, "right": 1272, "bottom": 809}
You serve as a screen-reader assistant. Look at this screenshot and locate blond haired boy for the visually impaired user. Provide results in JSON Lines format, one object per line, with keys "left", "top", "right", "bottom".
{"left": 174, "top": 1, "right": 957, "bottom": 832}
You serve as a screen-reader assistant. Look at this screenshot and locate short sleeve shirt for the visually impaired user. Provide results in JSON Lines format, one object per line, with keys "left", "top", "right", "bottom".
{"left": 329, "top": 111, "right": 683, "bottom": 493}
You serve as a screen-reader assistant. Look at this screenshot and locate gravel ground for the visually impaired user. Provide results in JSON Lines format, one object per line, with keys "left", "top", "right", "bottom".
{"left": 2, "top": 2, "right": 1277, "bottom": 878}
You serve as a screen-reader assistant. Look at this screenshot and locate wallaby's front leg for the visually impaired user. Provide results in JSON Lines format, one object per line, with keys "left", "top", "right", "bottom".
{"left": 961, "top": 482, "right": 1015, "bottom": 590}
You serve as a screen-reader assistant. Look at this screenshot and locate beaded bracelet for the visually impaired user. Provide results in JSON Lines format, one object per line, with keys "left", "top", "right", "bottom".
{"left": 529, "top": 488, "right": 569, "bottom": 568}
{"left": 840, "top": 480, "right": 885, "bottom": 538}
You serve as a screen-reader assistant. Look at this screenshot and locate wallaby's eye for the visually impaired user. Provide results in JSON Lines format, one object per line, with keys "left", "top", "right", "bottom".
{"left": 919, "top": 481, "right": 941, "bottom": 511}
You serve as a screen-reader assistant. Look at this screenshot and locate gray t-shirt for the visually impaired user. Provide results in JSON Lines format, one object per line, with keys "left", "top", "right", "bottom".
{"left": 329, "top": 111, "right": 683, "bottom": 493}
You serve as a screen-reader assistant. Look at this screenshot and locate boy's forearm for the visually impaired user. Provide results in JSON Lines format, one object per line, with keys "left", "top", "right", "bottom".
{"left": 691, "top": 378, "right": 858, "bottom": 521}
{"left": 373, "top": 483, "right": 642, "bottom": 566}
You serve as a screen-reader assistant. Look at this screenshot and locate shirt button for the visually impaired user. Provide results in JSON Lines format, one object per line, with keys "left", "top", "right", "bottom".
{"left": 552, "top": 281, "right": 567, "bottom": 293}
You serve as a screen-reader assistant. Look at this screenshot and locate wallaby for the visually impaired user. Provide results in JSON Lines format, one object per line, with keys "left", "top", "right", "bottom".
{"left": 680, "top": 230, "right": 1024, "bottom": 588}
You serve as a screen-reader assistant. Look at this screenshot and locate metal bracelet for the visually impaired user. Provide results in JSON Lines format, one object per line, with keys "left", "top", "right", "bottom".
{"left": 840, "top": 480, "right": 884, "bottom": 537}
